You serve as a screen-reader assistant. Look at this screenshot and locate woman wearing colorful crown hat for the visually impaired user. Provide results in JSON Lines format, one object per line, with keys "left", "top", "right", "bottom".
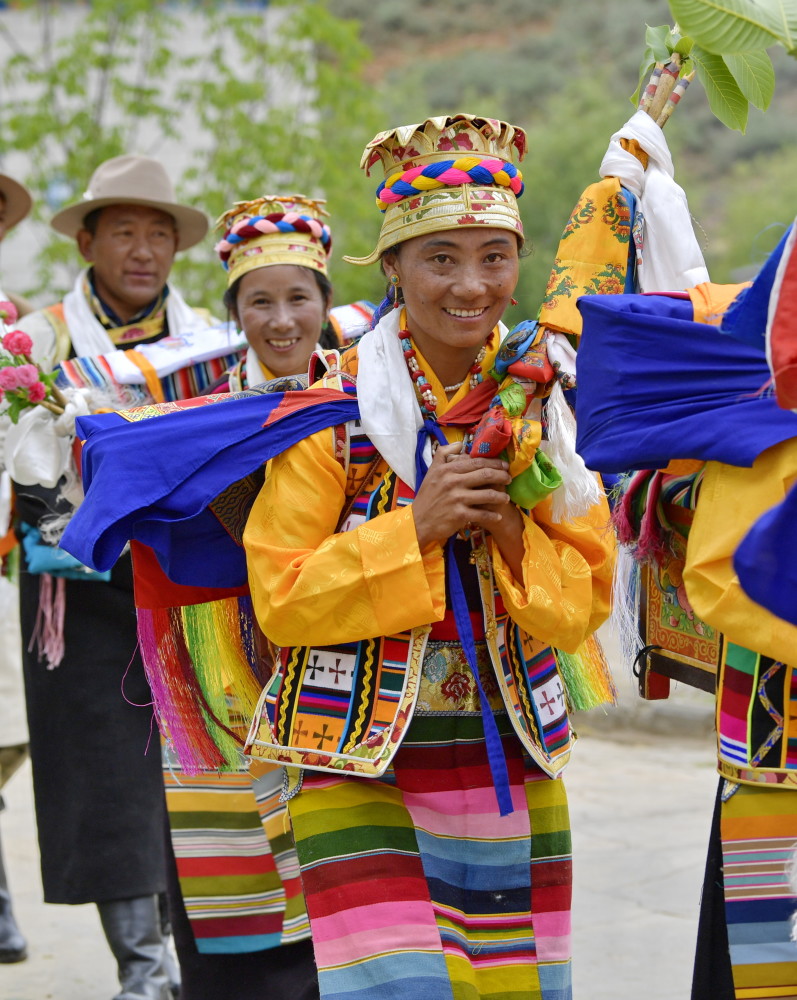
{"left": 214, "top": 194, "right": 339, "bottom": 391}
{"left": 242, "top": 114, "right": 616, "bottom": 999}
{"left": 149, "top": 194, "right": 343, "bottom": 1000}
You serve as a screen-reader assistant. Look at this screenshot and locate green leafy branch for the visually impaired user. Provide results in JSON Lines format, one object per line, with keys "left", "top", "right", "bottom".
{"left": 633, "top": 0, "right": 797, "bottom": 131}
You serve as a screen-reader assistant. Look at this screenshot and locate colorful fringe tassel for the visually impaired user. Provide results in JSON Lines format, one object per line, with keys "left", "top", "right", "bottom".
{"left": 29, "top": 573, "right": 66, "bottom": 670}
{"left": 556, "top": 633, "right": 617, "bottom": 711}
{"left": 612, "top": 467, "right": 704, "bottom": 565}
{"left": 138, "top": 595, "right": 268, "bottom": 774}
{"left": 609, "top": 466, "right": 705, "bottom": 674}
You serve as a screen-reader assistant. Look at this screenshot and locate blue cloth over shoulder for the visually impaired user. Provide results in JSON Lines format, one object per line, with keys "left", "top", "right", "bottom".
{"left": 735, "top": 486, "right": 797, "bottom": 628}
{"left": 60, "top": 389, "right": 360, "bottom": 589}
{"left": 720, "top": 223, "right": 793, "bottom": 349}
{"left": 574, "top": 292, "right": 797, "bottom": 473}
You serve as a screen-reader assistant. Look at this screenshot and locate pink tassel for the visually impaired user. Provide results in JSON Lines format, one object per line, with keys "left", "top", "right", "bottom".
{"left": 612, "top": 471, "right": 649, "bottom": 547}
{"left": 28, "top": 573, "right": 66, "bottom": 669}
{"left": 635, "top": 472, "right": 668, "bottom": 563}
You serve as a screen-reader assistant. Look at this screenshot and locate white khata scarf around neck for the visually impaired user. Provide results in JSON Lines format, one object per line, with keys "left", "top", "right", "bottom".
{"left": 62, "top": 267, "right": 209, "bottom": 357}
{"left": 356, "top": 309, "right": 508, "bottom": 491}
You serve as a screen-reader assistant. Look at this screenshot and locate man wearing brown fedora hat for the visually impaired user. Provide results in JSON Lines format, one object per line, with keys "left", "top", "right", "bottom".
{"left": 0, "top": 171, "right": 32, "bottom": 238}
{"left": 12, "top": 154, "right": 215, "bottom": 1000}
{"left": 19, "top": 153, "right": 210, "bottom": 363}
{"left": 0, "top": 169, "right": 33, "bottom": 969}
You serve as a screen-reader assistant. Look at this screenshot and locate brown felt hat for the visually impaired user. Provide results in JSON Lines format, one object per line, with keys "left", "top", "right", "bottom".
{"left": 50, "top": 154, "right": 208, "bottom": 251}
{"left": 0, "top": 173, "right": 33, "bottom": 231}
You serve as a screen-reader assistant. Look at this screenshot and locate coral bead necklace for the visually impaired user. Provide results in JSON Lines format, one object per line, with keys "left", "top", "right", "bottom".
{"left": 399, "top": 326, "right": 491, "bottom": 419}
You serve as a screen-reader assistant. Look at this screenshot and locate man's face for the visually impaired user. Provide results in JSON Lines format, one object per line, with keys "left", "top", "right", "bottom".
{"left": 77, "top": 204, "right": 178, "bottom": 322}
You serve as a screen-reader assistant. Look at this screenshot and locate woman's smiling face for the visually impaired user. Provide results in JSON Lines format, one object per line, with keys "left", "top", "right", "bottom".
{"left": 383, "top": 227, "right": 520, "bottom": 376}
{"left": 233, "top": 264, "right": 328, "bottom": 378}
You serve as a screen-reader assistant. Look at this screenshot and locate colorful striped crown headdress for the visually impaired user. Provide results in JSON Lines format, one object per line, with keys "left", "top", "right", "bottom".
{"left": 215, "top": 194, "right": 332, "bottom": 287}
{"left": 344, "top": 113, "right": 527, "bottom": 266}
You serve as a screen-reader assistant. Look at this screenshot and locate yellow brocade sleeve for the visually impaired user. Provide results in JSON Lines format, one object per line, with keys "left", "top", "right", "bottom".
{"left": 489, "top": 491, "right": 615, "bottom": 653}
{"left": 243, "top": 428, "right": 446, "bottom": 648}
{"left": 683, "top": 441, "right": 797, "bottom": 663}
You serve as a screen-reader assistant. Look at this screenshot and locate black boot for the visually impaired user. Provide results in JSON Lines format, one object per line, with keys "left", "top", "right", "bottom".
{"left": 0, "top": 816, "right": 27, "bottom": 964}
{"left": 157, "top": 891, "right": 181, "bottom": 998}
{"left": 97, "top": 895, "right": 174, "bottom": 1000}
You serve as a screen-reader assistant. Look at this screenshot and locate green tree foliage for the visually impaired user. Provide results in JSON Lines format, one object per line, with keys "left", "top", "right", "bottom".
{"left": 332, "top": 0, "right": 797, "bottom": 305}
{"left": 698, "top": 145, "right": 797, "bottom": 282}
{"left": 0, "top": 0, "right": 180, "bottom": 292}
{"left": 670, "top": 0, "right": 797, "bottom": 55}
{"left": 170, "top": 0, "right": 385, "bottom": 309}
{"left": 0, "top": 0, "right": 385, "bottom": 311}
{"left": 3, "top": 0, "right": 797, "bottom": 317}
{"left": 636, "top": 20, "right": 777, "bottom": 132}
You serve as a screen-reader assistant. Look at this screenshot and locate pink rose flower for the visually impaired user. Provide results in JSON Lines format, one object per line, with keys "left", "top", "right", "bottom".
{"left": 27, "top": 381, "right": 46, "bottom": 403}
{"left": 2, "top": 330, "right": 33, "bottom": 356}
{"left": 0, "top": 366, "right": 20, "bottom": 391}
{"left": 14, "top": 364, "right": 40, "bottom": 388}
{"left": 0, "top": 301, "right": 18, "bottom": 324}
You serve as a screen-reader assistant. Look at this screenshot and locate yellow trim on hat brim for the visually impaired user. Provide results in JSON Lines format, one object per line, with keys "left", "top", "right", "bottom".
{"left": 226, "top": 231, "right": 329, "bottom": 287}
{"left": 343, "top": 186, "right": 523, "bottom": 266}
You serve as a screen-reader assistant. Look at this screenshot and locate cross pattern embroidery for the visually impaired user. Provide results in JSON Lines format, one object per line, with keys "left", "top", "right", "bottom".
{"left": 328, "top": 659, "right": 347, "bottom": 685}
{"left": 292, "top": 720, "right": 309, "bottom": 743}
{"left": 532, "top": 676, "right": 566, "bottom": 724}
{"left": 313, "top": 723, "right": 335, "bottom": 749}
{"left": 307, "top": 654, "right": 325, "bottom": 681}
{"left": 539, "top": 690, "right": 558, "bottom": 717}
{"left": 304, "top": 650, "right": 356, "bottom": 691}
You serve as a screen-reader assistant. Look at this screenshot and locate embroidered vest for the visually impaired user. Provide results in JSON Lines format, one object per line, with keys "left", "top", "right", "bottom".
{"left": 715, "top": 643, "right": 797, "bottom": 789}
{"left": 244, "top": 358, "right": 575, "bottom": 779}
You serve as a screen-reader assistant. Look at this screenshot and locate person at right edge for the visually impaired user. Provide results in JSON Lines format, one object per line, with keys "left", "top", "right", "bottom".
{"left": 573, "top": 240, "right": 797, "bottom": 995}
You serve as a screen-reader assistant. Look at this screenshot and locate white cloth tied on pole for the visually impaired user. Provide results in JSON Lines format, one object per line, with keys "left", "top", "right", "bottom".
{"left": 599, "top": 109, "right": 709, "bottom": 292}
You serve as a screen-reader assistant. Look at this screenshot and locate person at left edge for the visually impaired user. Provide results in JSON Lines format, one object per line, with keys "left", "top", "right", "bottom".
{"left": 0, "top": 168, "right": 33, "bottom": 966}
{"left": 12, "top": 154, "right": 211, "bottom": 1000}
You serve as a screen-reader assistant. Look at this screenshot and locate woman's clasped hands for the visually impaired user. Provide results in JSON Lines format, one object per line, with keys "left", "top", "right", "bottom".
{"left": 412, "top": 441, "right": 523, "bottom": 554}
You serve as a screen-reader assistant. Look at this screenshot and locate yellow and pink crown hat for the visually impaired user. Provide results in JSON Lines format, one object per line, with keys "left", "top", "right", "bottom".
{"left": 344, "top": 113, "right": 527, "bottom": 266}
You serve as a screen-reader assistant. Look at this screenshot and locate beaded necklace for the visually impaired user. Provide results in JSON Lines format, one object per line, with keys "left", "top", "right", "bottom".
{"left": 399, "top": 323, "right": 491, "bottom": 419}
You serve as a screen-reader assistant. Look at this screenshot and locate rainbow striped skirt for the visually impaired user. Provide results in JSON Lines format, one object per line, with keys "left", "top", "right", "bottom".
{"left": 287, "top": 642, "right": 573, "bottom": 1000}
{"left": 721, "top": 783, "right": 797, "bottom": 998}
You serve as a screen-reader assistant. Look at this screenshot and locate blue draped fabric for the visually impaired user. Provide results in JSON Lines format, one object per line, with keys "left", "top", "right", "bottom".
{"left": 721, "top": 224, "right": 793, "bottom": 349}
{"left": 575, "top": 286, "right": 797, "bottom": 632}
{"left": 61, "top": 391, "right": 360, "bottom": 588}
{"left": 574, "top": 292, "right": 797, "bottom": 473}
{"left": 722, "top": 224, "right": 797, "bottom": 626}
{"left": 734, "top": 485, "right": 797, "bottom": 627}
